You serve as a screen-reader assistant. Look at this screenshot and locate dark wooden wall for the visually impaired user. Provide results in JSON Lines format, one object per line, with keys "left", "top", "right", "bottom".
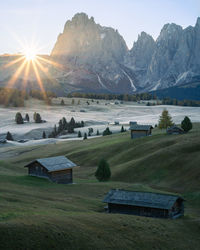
{"left": 27, "top": 163, "right": 73, "bottom": 184}
{"left": 108, "top": 203, "right": 169, "bottom": 218}
{"left": 49, "top": 169, "right": 72, "bottom": 184}
{"left": 131, "top": 130, "right": 151, "bottom": 139}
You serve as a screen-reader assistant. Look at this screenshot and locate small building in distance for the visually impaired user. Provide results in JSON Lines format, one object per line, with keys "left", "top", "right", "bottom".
{"left": 24, "top": 156, "right": 77, "bottom": 184}
{"left": 129, "top": 122, "right": 153, "bottom": 139}
{"left": 167, "top": 126, "right": 184, "bottom": 135}
{"left": 103, "top": 189, "right": 184, "bottom": 219}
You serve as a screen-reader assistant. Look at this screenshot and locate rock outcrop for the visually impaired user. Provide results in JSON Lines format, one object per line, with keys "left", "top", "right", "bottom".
{"left": 51, "top": 13, "right": 138, "bottom": 93}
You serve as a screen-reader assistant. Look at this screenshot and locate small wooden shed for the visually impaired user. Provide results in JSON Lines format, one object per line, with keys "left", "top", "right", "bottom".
{"left": 24, "top": 156, "right": 77, "bottom": 184}
{"left": 129, "top": 122, "right": 153, "bottom": 139}
{"left": 103, "top": 189, "right": 184, "bottom": 219}
{"left": 167, "top": 126, "right": 184, "bottom": 135}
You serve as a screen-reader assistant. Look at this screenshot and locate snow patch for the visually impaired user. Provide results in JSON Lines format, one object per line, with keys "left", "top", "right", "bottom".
{"left": 100, "top": 33, "right": 106, "bottom": 40}
{"left": 97, "top": 74, "right": 108, "bottom": 89}
{"left": 122, "top": 70, "right": 136, "bottom": 92}
{"left": 151, "top": 80, "right": 161, "bottom": 91}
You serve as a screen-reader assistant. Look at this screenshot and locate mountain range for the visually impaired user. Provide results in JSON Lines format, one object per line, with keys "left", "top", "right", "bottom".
{"left": 1, "top": 13, "right": 200, "bottom": 99}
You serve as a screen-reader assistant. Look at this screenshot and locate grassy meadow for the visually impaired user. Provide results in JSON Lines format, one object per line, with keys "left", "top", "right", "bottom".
{"left": 0, "top": 124, "right": 200, "bottom": 249}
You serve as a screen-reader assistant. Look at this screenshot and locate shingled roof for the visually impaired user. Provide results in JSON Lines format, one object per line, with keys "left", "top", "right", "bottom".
{"left": 103, "top": 189, "right": 183, "bottom": 210}
{"left": 130, "top": 124, "right": 153, "bottom": 131}
{"left": 25, "top": 156, "right": 77, "bottom": 172}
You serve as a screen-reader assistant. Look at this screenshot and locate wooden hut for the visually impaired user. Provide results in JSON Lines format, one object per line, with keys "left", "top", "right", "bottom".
{"left": 129, "top": 122, "right": 153, "bottom": 139}
{"left": 103, "top": 189, "right": 184, "bottom": 219}
{"left": 167, "top": 126, "right": 184, "bottom": 135}
{"left": 24, "top": 156, "right": 77, "bottom": 184}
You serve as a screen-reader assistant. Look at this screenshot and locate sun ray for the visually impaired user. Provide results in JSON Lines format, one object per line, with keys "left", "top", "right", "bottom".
{"left": 34, "top": 58, "right": 58, "bottom": 86}
{"left": 22, "top": 60, "right": 31, "bottom": 90}
{"left": 4, "top": 55, "right": 25, "bottom": 68}
{"left": 32, "top": 60, "right": 47, "bottom": 99}
{"left": 36, "top": 55, "right": 64, "bottom": 70}
{"left": 7, "top": 59, "right": 27, "bottom": 89}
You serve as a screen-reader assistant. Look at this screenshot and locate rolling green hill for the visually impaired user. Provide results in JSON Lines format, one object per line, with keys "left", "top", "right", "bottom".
{"left": 0, "top": 124, "right": 200, "bottom": 249}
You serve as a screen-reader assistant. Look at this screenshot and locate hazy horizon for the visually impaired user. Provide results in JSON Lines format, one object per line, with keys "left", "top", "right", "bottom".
{"left": 0, "top": 0, "right": 199, "bottom": 55}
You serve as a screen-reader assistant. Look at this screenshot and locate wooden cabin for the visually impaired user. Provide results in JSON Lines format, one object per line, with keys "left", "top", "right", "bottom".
{"left": 129, "top": 122, "right": 153, "bottom": 139}
{"left": 24, "top": 156, "right": 77, "bottom": 184}
{"left": 167, "top": 126, "right": 184, "bottom": 135}
{"left": 103, "top": 189, "right": 184, "bottom": 219}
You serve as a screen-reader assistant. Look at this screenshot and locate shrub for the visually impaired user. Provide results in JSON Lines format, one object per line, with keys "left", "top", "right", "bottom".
{"left": 95, "top": 159, "right": 111, "bottom": 182}
{"left": 181, "top": 116, "right": 192, "bottom": 132}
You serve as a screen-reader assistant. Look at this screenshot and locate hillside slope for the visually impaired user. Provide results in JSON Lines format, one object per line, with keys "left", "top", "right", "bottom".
{"left": 0, "top": 124, "right": 200, "bottom": 249}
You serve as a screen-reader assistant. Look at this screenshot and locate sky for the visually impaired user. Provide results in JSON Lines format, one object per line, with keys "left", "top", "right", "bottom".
{"left": 0, "top": 0, "right": 199, "bottom": 55}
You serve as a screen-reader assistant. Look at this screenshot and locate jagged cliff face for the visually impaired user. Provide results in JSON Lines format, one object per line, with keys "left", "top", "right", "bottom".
{"left": 51, "top": 13, "right": 138, "bottom": 93}
{"left": 1, "top": 13, "right": 199, "bottom": 95}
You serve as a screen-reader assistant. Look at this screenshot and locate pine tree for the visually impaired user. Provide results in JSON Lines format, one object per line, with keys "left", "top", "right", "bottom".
{"left": 95, "top": 159, "right": 111, "bottom": 182}
{"left": 15, "top": 112, "right": 24, "bottom": 124}
{"left": 78, "top": 131, "right": 82, "bottom": 138}
{"left": 181, "top": 116, "right": 192, "bottom": 132}
{"left": 121, "top": 125, "right": 125, "bottom": 132}
{"left": 96, "top": 130, "right": 100, "bottom": 135}
{"left": 6, "top": 131, "right": 14, "bottom": 141}
{"left": 81, "top": 121, "right": 84, "bottom": 127}
{"left": 33, "top": 112, "right": 37, "bottom": 122}
{"left": 83, "top": 133, "right": 87, "bottom": 140}
{"left": 25, "top": 113, "right": 30, "bottom": 122}
{"left": 158, "top": 109, "right": 173, "bottom": 129}
{"left": 60, "top": 99, "right": 65, "bottom": 105}
{"left": 42, "top": 131, "right": 46, "bottom": 139}
{"left": 58, "top": 119, "right": 63, "bottom": 133}
{"left": 54, "top": 125, "right": 57, "bottom": 136}
{"left": 62, "top": 117, "right": 68, "bottom": 130}
{"left": 35, "top": 113, "right": 42, "bottom": 123}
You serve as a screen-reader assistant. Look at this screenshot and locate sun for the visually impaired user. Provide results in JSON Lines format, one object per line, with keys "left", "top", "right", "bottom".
{"left": 24, "top": 49, "right": 37, "bottom": 61}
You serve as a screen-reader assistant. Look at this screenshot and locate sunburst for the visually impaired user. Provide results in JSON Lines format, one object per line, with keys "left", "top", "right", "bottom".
{"left": 3, "top": 39, "right": 63, "bottom": 100}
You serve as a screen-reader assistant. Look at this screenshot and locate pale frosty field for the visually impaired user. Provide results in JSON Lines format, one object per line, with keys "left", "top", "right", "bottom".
{"left": 0, "top": 98, "right": 200, "bottom": 148}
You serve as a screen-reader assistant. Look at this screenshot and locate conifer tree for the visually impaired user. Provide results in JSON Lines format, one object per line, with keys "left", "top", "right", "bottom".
{"left": 78, "top": 131, "right": 82, "bottom": 138}
{"left": 83, "top": 133, "right": 87, "bottom": 140}
{"left": 6, "top": 131, "right": 14, "bottom": 141}
{"left": 15, "top": 112, "right": 24, "bottom": 124}
{"left": 42, "top": 131, "right": 46, "bottom": 139}
{"left": 181, "top": 116, "right": 192, "bottom": 132}
{"left": 25, "top": 113, "right": 30, "bottom": 122}
{"left": 96, "top": 130, "right": 100, "bottom": 135}
{"left": 121, "top": 125, "right": 125, "bottom": 132}
{"left": 158, "top": 109, "right": 173, "bottom": 129}
{"left": 95, "top": 159, "right": 111, "bottom": 182}
{"left": 60, "top": 99, "right": 65, "bottom": 105}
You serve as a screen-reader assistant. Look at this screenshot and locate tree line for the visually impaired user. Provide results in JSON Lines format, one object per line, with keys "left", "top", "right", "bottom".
{"left": 0, "top": 87, "right": 56, "bottom": 107}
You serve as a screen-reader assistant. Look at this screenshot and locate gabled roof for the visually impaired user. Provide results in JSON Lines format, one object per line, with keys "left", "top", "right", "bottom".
{"left": 130, "top": 124, "right": 153, "bottom": 131}
{"left": 167, "top": 126, "right": 184, "bottom": 132}
{"left": 24, "top": 156, "right": 77, "bottom": 172}
{"left": 103, "top": 189, "right": 183, "bottom": 210}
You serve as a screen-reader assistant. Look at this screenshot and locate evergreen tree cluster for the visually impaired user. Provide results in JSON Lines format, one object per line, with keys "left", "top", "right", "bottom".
{"left": 49, "top": 117, "right": 85, "bottom": 138}
{"left": 67, "top": 92, "right": 155, "bottom": 102}
{"left": 103, "top": 127, "right": 112, "bottom": 136}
